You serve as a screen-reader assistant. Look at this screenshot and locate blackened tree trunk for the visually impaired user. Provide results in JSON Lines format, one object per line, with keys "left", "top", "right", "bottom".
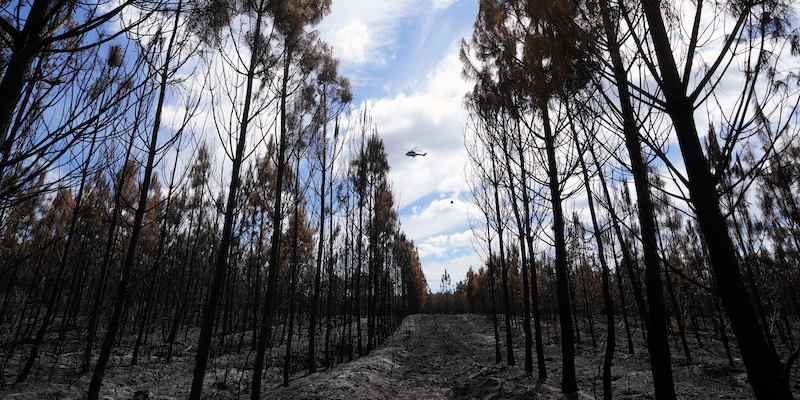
{"left": 514, "top": 127, "right": 547, "bottom": 380}
{"left": 578, "top": 256, "right": 597, "bottom": 348}
{"left": 611, "top": 242, "right": 635, "bottom": 355}
{"left": 498, "top": 123, "right": 532, "bottom": 374}
{"left": 83, "top": 133, "right": 134, "bottom": 373}
{"left": 88, "top": 2, "right": 183, "bottom": 393}
{"left": 541, "top": 106, "right": 576, "bottom": 394}
{"left": 340, "top": 195, "right": 352, "bottom": 363}
{"left": 308, "top": 117, "right": 328, "bottom": 373}
{"left": 355, "top": 154, "right": 364, "bottom": 357}
{"left": 488, "top": 230, "right": 502, "bottom": 364}
{"left": 252, "top": 45, "right": 292, "bottom": 400}
{"left": 325, "top": 175, "right": 336, "bottom": 368}
{"left": 133, "top": 156, "right": 179, "bottom": 366}
{"left": 640, "top": 1, "right": 791, "bottom": 397}
{"left": 131, "top": 271, "right": 155, "bottom": 366}
{"left": 18, "top": 130, "right": 99, "bottom": 383}
{"left": 598, "top": 1, "right": 675, "bottom": 397}
{"left": 575, "top": 127, "right": 615, "bottom": 400}
{"left": 489, "top": 141, "right": 514, "bottom": 367}
{"left": 664, "top": 267, "right": 691, "bottom": 361}
{"left": 189, "top": 0, "right": 261, "bottom": 396}
{"left": 284, "top": 162, "right": 302, "bottom": 387}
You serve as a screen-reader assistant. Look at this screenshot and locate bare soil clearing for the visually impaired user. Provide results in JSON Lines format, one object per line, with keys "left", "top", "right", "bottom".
{"left": 266, "top": 314, "right": 563, "bottom": 400}
{"left": 2, "top": 313, "right": 793, "bottom": 399}
{"left": 265, "top": 314, "right": 766, "bottom": 399}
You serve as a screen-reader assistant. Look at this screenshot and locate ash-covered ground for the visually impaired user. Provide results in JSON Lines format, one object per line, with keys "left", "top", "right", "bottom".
{"left": 3, "top": 313, "right": 790, "bottom": 399}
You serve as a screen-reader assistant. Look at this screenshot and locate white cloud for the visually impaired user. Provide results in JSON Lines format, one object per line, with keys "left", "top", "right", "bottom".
{"left": 326, "top": 21, "right": 371, "bottom": 65}
{"left": 424, "top": 234, "right": 449, "bottom": 247}
{"left": 431, "top": 0, "right": 458, "bottom": 10}
{"left": 368, "top": 46, "right": 472, "bottom": 208}
{"left": 318, "top": 1, "right": 480, "bottom": 286}
{"left": 317, "top": 0, "right": 423, "bottom": 67}
{"left": 402, "top": 196, "right": 473, "bottom": 243}
{"left": 448, "top": 230, "right": 473, "bottom": 247}
{"left": 417, "top": 243, "right": 447, "bottom": 258}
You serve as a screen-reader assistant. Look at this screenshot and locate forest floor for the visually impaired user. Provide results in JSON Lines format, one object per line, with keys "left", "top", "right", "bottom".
{"left": 1, "top": 313, "right": 798, "bottom": 399}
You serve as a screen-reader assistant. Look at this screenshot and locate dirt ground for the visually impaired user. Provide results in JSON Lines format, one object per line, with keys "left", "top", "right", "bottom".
{"left": 2, "top": 313, "right": 798, "bottom": 399}
{"left": 264, "top": 314, "right": 779, "bottom": 400}
{"left": 264, "top": 314, "right": 564, "bottom": 400}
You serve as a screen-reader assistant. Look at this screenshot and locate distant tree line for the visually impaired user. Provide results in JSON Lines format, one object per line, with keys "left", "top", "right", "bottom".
{"left": 0, "top": 0, "right": 427, "bottom": 397}
{"left": 460, "top": 0, "right": 800, "bottom": 399}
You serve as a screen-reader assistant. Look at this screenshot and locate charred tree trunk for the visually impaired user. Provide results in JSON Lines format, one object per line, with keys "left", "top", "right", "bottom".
{"left": 188, "top": 1, "right": 262, "bottom": 397}
{"left": 514, "top": 122, "right": 547, "bottom": 380}
{"left": 489, "top": 142, "right": 514, "bottom": 367}
{"left": 88, "top": 3, "right": 183, "bottom": 391}
{"left": 283, "top": 162, "right": 302, "bottom": 387}
{"left": 308, "top": 121, "right": 328, "bottom": 373}
{"left": 541, "top": 106, "right": 576, "bottom": 394}
{"left": 487, "top": 221, "right": 502, "bottom": 364}
{"left": 599, "top": 1, "right": 675, "bottom": 397}
{"left": 498, "top": 125, "right": 532, "bottom": 374}
{"left": 19, "top": 131, "right": 99, "bottom": 383}
{"left": 82, "top": 132, "right": 135, "bottom": 374}
{"left": 575, "top": 135, "right": 615, "bottom": 399}
{"left": 640, "top": 1, "right": 791, "bottom": 397}
{"left": 252, "top": 44, "right": 291, "bottom": 400}
{"left": 325, "top": 161, "right": 336, "bottom": 368}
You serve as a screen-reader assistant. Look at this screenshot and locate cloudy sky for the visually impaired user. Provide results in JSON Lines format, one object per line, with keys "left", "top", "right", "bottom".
{"left": 317, "top": 0, "right": 482, "bottom": 291}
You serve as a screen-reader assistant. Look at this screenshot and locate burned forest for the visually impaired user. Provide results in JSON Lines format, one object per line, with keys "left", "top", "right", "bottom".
{"left": 1, "top": 0, "right": 800, "bottom": 398}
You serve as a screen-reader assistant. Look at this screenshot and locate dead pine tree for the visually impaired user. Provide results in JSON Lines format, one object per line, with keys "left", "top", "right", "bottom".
{"left": 637, "top": 0, "right": 798, "bottom": 397}
{"left": 89, "top": 1, "right": 193, "bottom": 396}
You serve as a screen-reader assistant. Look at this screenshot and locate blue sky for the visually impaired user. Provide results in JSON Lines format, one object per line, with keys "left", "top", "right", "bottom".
{"left": 318, "top": 0, "right": 482, "bottom": 291}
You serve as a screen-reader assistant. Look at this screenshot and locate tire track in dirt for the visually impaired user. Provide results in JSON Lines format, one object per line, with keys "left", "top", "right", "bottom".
{"left": 265, "top": 314, "right": 574, "bottom": 399}
{"left": 391, "top": 314, "right": 474, "bottom": 398}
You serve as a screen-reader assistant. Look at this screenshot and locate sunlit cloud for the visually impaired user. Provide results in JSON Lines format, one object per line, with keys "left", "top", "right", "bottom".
{"left": 317, "top": 0, "right": 426, "bottom": 67}
{"left": 418, "top": 243, "right": 447, "bottom": 258}
{"left": 431, "top": 0, "right": 458, "bottom": 10}
{"left": 448, "top": 230, "right": 473, "bottom": 248}
{"left": 424, "top": 234, "right": 449, "bottom": 247}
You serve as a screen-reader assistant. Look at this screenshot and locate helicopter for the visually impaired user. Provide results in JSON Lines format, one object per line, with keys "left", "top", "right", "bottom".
{"left": 404, "top": 147, "right": 427, "bottom": 157}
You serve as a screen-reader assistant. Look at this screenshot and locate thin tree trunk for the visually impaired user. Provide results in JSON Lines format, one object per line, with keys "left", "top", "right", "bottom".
{"left": 131, "top": 272, "right": 155, "bottom": 366}
{"left": 714, "top": 295, "right": 735, "bottom": 368}
{"left": 664, "top": 269, "right": 691, "bottom": 361}
{"left": 188, "top": 0, "right": 258, "bottom": 396}
{"left": 356, "top": 180, "right": 364, "bottom": 357}
{"left": 489, "top": 141, "right": 514, "bottom": 367}
{"left": 641, "top": 1, "right": 791, "bottom": 398}
{"left": 487, "top": 220, "right": 502, "bottom": 364}
{"left": 325, "top": 144, "right": 336, "bottom": 368}
{"left": 541, "top": 106, "right": 576, "bottom": 394}
{"left": 88, "top": 4, "right": 183, "bottom": 392}
{"left": 569, "top": 269, "right": 582, "bottom": 345}
{"left": 575, "top": 137, "right": 615, "bottom": 399}
{"left": 599, "top": 2, "right": 675, "bottom": 397}
{"left": 283, "top": 162, "right": 302, "bottom": 387}
{"left": 251, "top": 43, "right": 291, "bottom": 400}
{"left": 610, "top": 239, "right": 635, "bottom": 355}
{"left": 83, "top": 176, "right": 123, "bottom": 372}
{"left": 18, "top": 129, "right": 99, "bottom": 383}
{"left": 167, "top": 209, "right": 201, "bottom": 363}
{"left": 308, "top": 120, "right": 328, "bottom": 373}
{"left": 579, "top": 257, "right": 597, "bottom": 348}
{"left": 498, "top": 125, "right": 532, "bottom": 374}
{"left": 514, "top": 120, "right": 547, "bottom": 380}
{"left": 367, "top": 190, "right": 377, "bottom": 354}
